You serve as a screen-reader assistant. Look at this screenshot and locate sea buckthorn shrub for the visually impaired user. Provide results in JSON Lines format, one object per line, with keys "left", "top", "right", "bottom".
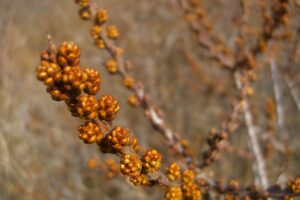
{"left": 35, "top": 0, "right": 300, "bottom": 199}
{"left": 1, "top": 0, "right": 300, "bottom": 199}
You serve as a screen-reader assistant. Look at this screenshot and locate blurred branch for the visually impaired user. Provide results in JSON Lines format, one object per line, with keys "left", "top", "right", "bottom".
{"left": 71, "top": 3, "right": 195, "bottom": 165}
{"left": 99, "top": 29, "right": 193, "bottom": 163}
{"left": 178, "top": 0, "right": 234, "bottom": 69}
{"left": 222, "top": 142, "right": 253, "bottom": 160}
{"left": 235, "top": 72, "right": 269, "bottom": 188}
{"left": 283, "top": 19, "right": 300, "bottom": 114}
{"left": 285, "top": 77, "right": 300, "bottom": 113}
{"left": 270, "top": 57, "right": 286, "bottom": 133}
{"left": 182, "top": 40, "right": 227, "bottom": 95}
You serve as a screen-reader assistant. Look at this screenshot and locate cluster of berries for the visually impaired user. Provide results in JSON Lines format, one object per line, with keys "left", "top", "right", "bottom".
{"left": 74, "top": 0, "right": 140, "bottom": 108}
{"left": 36, "top": 40, "right": 168, "bottom": 193}
{"left": 36, "top": 41, "right": 121, "bottom": 146}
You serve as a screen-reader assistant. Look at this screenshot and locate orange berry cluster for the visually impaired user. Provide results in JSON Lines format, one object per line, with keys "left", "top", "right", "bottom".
{"left": 100, "top": 126, "right": 132, "bottom": 153}
{"left": 93, "top": 10, "right": 109, "bottom": 48}
{"left": 118, "top": 149, "right": 162, "bottom": 186}
{"left": 164, "top": 164, "right": 204, "bottom": 200}
{"left": 165, "top": 186, "right": 183, "bottom": 200}
{"left": 37, "top": 40, "right": 169, "bottom": 193}
{"left": 78, "top": 120, "right": 102, "bottom": 144}
{"left": 68, "top": 95, "right": 99, "bottom": 119}
{"left": 75, "top": 0, "right": 91, "bottom": 20}
{"left": 37, "top": 42, "right": 101, "bottom": 101}
{"left": 74, "top": 2, "right": 140, "bottom": 108}
{"left": 288, "top": 177, "right": 300, "bottom": 194}
{"left": 120, "top": 154, "right": 142, "bottom": 177}
{"left": 74, "top": 0, "right": 120, "bottom": 47}
{"left": 84, "top": 68, "right": 101, "bottom": 95}
{"left": 92, "top": 9, "right": 137, "bottom": 92}
{"left": 36, "top": 41, "right": 119, "bottom": 146}
{"left": 129, "top": 173, "right": 149, "bottom": 186}
{"left": 181, "top": 169, "right": 202, "bottom": 200}
{"left": 57, "top": 42, "right": 80, "bottom": 67}
{"left": 203, "top": 128, "right": 228, "bottom": 166}
{"left": 37, "top": 0, "right": 300, "bottom": 199}
{"left": 166, "top": 162, "right": 181, "bottom": 181}
{"left": 98, "top": 95, "right": 120, "bottom": 122}
{"left": 142, "top": 149, "right": 162, "bottom": 173}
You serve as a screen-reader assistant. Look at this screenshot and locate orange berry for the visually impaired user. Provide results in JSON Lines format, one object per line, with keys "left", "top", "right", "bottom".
{"left": 95, "top": 9, "right": 108, "bottom": 25}
{"left": 123, "top": 77, "right": 135, "bottom": 89}
{"left": 105, "top": 58, "right": 118, "bottom": 74}
{"left": 106, "top": 25, "right": 119, "bottom": 39}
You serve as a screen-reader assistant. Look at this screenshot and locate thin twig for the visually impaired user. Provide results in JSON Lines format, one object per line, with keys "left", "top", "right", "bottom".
{"left": 235, "top": 72, "right": 269, "bottom": 188}
{"left": 270, "top": 58, "right": 286, "bottom": 133}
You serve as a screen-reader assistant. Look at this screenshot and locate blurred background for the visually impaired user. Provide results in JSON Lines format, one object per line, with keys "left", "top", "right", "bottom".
{"left": 0, "top": 0, "right": 299, "bottom": 199}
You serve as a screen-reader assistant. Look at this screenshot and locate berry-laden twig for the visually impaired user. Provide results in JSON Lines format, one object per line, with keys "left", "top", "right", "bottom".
{"left": 33, "top": 1, "right": 300, "bottom": 199}
{"left": 72, "top": 0, "right": 194, "bottom": 166}
{"left": 36, "top": 36, "right": 210, "bottom": 199}
{"left": 36, "top": 34, "right": 300, "bottom": 200}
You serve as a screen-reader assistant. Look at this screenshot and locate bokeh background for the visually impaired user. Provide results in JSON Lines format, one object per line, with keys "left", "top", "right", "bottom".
{"left": 0, "top": 0, "right": 300, "bottom": 199}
